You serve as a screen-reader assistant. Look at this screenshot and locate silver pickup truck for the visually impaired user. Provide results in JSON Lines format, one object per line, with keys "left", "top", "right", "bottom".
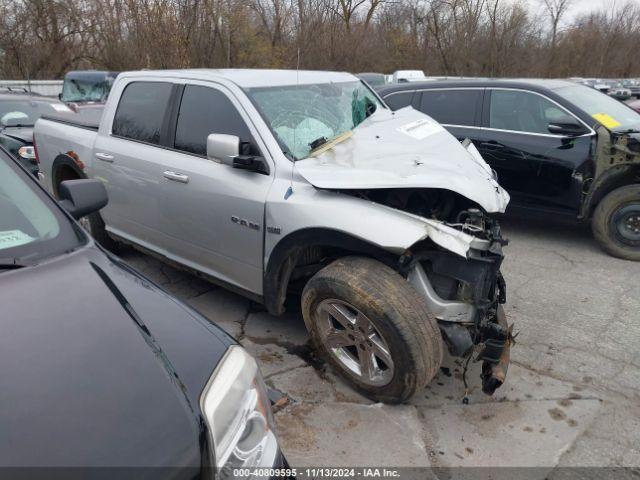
{"left": 35, "top": 69, "right": 514, "bottom": 403}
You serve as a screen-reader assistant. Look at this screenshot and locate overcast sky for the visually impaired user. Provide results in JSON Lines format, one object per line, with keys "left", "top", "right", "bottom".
{"left": 524, "top": 0, "right": 634, "bottom": 23}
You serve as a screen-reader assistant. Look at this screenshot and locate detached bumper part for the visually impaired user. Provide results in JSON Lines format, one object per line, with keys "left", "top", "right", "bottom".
{"left": 479, "top": 306, "right": 512, "bottom": 395}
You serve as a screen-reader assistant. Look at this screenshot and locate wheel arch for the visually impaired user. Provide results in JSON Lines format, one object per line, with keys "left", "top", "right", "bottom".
{"left": 583, "top": 164, "right": 640, "bottom": 219}
{"left": 51, "top": 153, "right": 87, "bottom": 198}
{"left": 263, "top": 228, "right": 400, "bottom": 316}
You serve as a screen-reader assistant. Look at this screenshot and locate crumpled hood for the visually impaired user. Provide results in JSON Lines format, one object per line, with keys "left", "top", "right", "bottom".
{"left": 295, "top": 107, "right": 510, "bottom": 213}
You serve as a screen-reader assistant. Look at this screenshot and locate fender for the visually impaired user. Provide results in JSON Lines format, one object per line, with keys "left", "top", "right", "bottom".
{"left": 263, "top": 228, "right": 395, "bottom": 316}
{"left": 581, "top": 163, "right": 640, "bottom": 219}
{"left": 263, "top": 181, "right": 491, "bottom": 316}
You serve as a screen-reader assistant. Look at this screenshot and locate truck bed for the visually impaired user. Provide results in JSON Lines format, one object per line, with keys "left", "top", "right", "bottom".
{"left": 40, "top": 112, "right": 101, "bottom": 131}
{"left": 34, "top": 115, "right": 99, "bottom": 195}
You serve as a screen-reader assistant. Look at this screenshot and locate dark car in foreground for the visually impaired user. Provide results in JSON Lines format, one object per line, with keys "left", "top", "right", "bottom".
{"left": 0, "top": 89, "right": 72, "bottom": 175}
{"left": 378, "top": 79, "right": 640, "bottom": 261}
{"left": 0, "top": 148, "right": 286, "bottom": 475}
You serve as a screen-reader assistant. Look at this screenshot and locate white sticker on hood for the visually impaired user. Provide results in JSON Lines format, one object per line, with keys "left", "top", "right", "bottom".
{"left": 397, "top": 118, "right": 444, "bottom": 140}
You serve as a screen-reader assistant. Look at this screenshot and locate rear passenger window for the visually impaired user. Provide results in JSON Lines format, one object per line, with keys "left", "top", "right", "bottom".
{"left": 383, "top": 91, "right": 414, "bottom": 110}
{"left": 112, "top": 82, "right": 173, "bottom": 144}
{"left": 419, "top": 90, "right": 481, "bottom": 126}
{"left": 174, "top": 85, "right": 257, "bottom": 156}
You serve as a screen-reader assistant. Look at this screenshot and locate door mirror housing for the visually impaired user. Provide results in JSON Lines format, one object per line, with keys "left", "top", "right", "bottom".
{"left": 58, "top": 179, "right": 108, "bottom": 220}
{"left": 548, "top": 120, "right": 586, "bottom": 136}
{"left": 207, "top": 133, "right": 268, "bottom": 174}
{"left": 207, "top": 133, "right": 240, "bottom": 165}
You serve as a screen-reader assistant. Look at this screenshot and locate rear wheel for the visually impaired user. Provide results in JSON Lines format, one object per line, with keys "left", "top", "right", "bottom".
{"left": 301, "top": 256, "right": 443, "bottom": 403}
{"left": 592, "top": 185, "right": 640, "bottom": 261}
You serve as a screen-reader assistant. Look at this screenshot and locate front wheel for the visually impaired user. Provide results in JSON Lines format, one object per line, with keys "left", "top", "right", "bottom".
{"left": 301, "top": 256, "right": 443, "bottom": 403}
{"left": 592, "top": 185, "right": 640, "bottom": 261}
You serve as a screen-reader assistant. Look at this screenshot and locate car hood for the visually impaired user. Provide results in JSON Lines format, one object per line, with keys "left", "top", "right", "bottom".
{"left": 0, "top": 246, "right": 232, "bottom": 467}
{"left": 295, "top": 107, "right": 510, "bottom": 213}
{"left": 0, "top": 126, "right": 33, "bottom": 144}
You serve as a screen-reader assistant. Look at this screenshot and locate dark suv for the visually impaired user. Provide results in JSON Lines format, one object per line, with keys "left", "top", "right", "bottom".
{"left": 0, "top": 147, "right": 287, "bottom": 475}
{"left": 378, "top": 79, "right": 640, "bottom": 261}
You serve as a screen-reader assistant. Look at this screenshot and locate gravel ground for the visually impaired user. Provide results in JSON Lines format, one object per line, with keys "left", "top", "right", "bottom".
{"left": 118, "top": 215, "right": 640, "bottom": 473}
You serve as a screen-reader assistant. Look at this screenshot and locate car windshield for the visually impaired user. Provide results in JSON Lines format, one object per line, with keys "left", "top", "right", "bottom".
{"left": 61, "top": 77, "right": 112, "bottom": 103}
{"left": 555, "top": 84, "right": 640, "bottom": 130}
{"left": 0, "top": 151, "right": 84, "bottom": 268}
{"left": 0, "top": 99, "right": 66, "bottom": 127}
{"left": 247, "top": 80, "right": 384, "bottom": 159}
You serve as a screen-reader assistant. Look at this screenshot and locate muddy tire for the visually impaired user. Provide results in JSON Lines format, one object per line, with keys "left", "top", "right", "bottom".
{"left": 301, "top": 256, "right": 443, "bottom": 403}
{"left": 592, "top": 185, "right": 640, "bottom": 261}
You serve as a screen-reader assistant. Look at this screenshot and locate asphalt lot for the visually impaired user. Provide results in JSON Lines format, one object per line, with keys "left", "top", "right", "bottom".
{"left": 118, "top": 215, "right": 640, "bottom": 472}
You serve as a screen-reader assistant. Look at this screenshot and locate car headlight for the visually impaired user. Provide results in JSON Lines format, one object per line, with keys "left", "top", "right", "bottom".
{"left": 18, "top": 146, "right": 36, "bottom": 163}
{"left": 200, "top": 345, "right": 279, "bottom": 475}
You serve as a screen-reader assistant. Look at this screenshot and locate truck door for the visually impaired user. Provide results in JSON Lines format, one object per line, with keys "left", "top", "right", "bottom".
{"left": 92, "top": 81, "right": 177, "bottom": 249}
{"left": 478, "top": 88, "right": 593, "bottom": 214}
{"left": 158, "top": 83, "right": 273, "bottom": 295}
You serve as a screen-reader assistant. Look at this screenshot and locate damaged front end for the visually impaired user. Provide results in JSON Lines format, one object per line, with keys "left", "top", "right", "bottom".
{"left": 399, "top": 208, "right": 514, "bottom": 396}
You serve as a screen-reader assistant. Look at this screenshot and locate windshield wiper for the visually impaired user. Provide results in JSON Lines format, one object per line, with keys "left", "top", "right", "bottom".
{"left": 309, "top": 136, "right": 328, "bottom": 150}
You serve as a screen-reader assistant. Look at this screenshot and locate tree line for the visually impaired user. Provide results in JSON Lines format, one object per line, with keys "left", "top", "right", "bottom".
{"left": 1, "top": 0, "right": 639, "bottom": 80}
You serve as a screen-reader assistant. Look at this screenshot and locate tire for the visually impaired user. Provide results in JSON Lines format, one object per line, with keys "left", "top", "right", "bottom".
{"left": 592, "top": 184, "right": 640, "bottom": 261}
{"left": 301, "top": 256, "right": 443, "bottom": 403}
{"left": 87, "top": 212, "right": 121, "bottom": 252}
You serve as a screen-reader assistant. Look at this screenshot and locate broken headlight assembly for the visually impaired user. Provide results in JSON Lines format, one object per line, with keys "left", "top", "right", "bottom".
{"left": 200, "top": 345, "right": 279, "bottom": 476}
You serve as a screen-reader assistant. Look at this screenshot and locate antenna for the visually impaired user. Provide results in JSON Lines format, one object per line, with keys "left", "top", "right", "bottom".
{"left": 286, "top": 47, "right": 301, "bottom": 200}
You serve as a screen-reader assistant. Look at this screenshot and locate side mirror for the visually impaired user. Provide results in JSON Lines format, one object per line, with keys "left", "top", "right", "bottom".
{"left": 207, "top": 133, "right": 239, "bottom": 165}
{"left": 58, "top": 179, "right": 108, "bottom": 219}
{"left": 207, "top": 133, "right": 268, "bottom": 174}
{"left": 548, "top": 121, "right": 586, "bottom": 136}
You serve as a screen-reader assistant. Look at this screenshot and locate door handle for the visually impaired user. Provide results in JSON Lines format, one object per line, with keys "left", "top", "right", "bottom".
{"left": 95, "top": 152, "right": 114, "bottom": 163}
{"left": 163, "top": 171, "right": 190, "bottom": 184}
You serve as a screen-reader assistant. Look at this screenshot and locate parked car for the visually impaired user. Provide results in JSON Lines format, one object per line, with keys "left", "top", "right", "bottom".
{"left": 623, "top": 80, "right": 640, "bottom": 99}
{"left": 392, "top": 70, "right": 427, "bottom": 83}
{"left": 609, "top": 82, "right": 632, "bottom": 101}
{"left": 355, "top": 72, "right": 387, "bottom": 87}
{"left": 378, "top": 79, "right": 640, "bottom": 260}
{"left": 0, "top": 89, "right": 72, "bottom": 175}
{"left": 60, "top": 70, "right": 119, "bottom": 107}
{"left": 0, "top": 146, "right": 287, "bottom": 474}
{"left": 35, "top": 69, "right": 514, "bottom": 403}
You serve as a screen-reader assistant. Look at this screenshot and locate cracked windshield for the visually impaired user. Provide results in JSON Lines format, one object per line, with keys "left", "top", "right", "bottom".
{"left": 248, "top": 81, "right": 383, "bottom": 159}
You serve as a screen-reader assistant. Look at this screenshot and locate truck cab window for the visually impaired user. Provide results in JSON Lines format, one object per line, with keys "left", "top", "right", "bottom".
{"left": 174, "top": 85, "right": 258, "bottom": 156}
{"left": 420, "top": 90, "right": 481, "bottom": 126}
{"left": 112, "top": 82, "right": 173, "bottom": 144}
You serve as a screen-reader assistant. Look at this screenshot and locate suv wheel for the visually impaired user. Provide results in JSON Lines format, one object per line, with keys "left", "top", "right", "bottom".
{"left": 301, "top": 256, "right": 443, "bottom": 403}
{"left": 592, "top": 185, "right": 640, "bottom": 261}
